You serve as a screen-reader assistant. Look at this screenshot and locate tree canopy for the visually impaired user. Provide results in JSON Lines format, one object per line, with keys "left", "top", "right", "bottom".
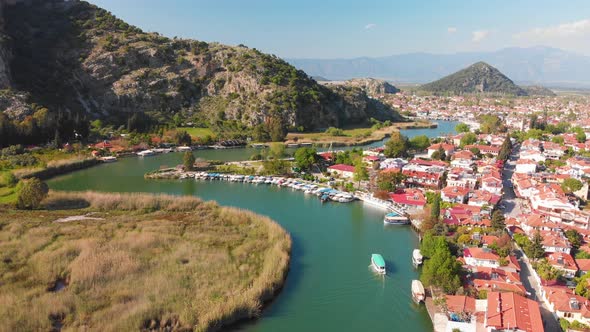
{"left": 497, "top": 135, "right": 512, "bottom": 161}
{"left": 294, "top": 147, "right": 318, "bottom": 171}
{"left": 409, "top": 135, "right": 431, "bottom": 151}
{"left": 374, "top": 170, "right": 406, "bottom": 192}
{"left": 491, "top": 210, "right": 506, "bottom": 231}
{"left": 384, "top": 132, "right": 409, "bottom": 158}
{"left": 353, "top": 160, "right": 369, "bottom": 187}
{"left": 420, "top": 232, "right": 462, "bottom": 294}
{"left": 430, "top": 193, "right": 441, "bottom": 222}
{"left": 526, "top": 231, "right": 545, "bottom": 260}
{"left": 455, "top": 123, "right": 470, "bottom": 133}
{"left": 561, "top": 178, "right": 583, "bottom": 194}
{"left": 16, "top": 178, "right": 49, "bottom": 210}
{"left": 183, "top": 151, "right": 195, "bottom": 171}
{"left": 479, "top": 115, "right": 504, "bottom": 134}
{"left": 459, "top": 132, "right": 477, "bottom": 148}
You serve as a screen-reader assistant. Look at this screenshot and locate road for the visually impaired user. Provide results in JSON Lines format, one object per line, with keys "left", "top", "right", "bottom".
{"left": 502, "top": 158, "right": 522, "bottom": 218}
{"left": 502, "top": 150, "right": 560, "bottom": 332}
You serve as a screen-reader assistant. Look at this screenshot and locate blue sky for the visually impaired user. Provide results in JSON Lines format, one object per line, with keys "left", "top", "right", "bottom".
{"left": 90, "top": 0, "right": 590, "bottom": 58}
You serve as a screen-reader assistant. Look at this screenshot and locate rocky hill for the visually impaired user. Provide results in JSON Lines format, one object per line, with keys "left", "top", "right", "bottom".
{"left": 341, "top": 78, "right": 399, "bottom": 96}
{"left": 522, "top": 85, "right": 556, "bottom": 97}
{"left": 0, "top": 0, "right": 402, "bottom": 145}
{"left": 420, "top": 62, "right": 527, "bottom": 96}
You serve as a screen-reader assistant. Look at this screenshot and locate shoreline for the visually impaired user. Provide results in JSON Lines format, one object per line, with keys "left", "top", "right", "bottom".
{"left": 283, "top": 120, "right": 437, "bottom": 148}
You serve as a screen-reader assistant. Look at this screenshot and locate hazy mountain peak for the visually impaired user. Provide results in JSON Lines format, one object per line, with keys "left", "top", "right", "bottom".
{"left": 420, "top": 61, "right": 527, "bottom": 96}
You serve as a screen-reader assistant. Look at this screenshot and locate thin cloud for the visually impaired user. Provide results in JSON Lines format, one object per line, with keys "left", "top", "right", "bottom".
{"left": 447, "top": 27, "right": 457, "bottom": 33}
{"left": 472, "top": 30, "right": 489, "bottom": 42}
{"left": 364, "top": 23, "right": 377, "bottom": 30}
{"left": 512, "top": 19, "right": 590, "bottom": 54}
{"left": 514, "top": 19, "right": 590, "bottom": 39}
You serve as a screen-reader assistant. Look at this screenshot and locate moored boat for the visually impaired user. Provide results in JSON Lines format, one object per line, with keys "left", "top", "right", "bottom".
{"left": 100, "top": 156, "right": 117, "bottom": 163}
{"left": 411, "top": 280, "right": 425, "bottom": 303}
{"left": 412, "top": 249, "right": 423, "bottom": 267}
{"left": 137, "top": 150, "right": 155, "bottom": 157}
{"left": 383, "top": 212, "right": 409, "bottom": 225}
{"left": 371, "top": 254, "right": 386, "bottom": 275}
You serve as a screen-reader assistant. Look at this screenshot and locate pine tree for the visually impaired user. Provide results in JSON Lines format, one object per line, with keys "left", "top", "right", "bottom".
{"left": 526, "top": 230, "right": 545, "bottom": 260}
{"left": 353, "top": 160, "right": 369, "bottom": 189}
{"left": 431, "top": 193, "right": 441, "bottom": 221}
{"left": 491, "top": 210, "right": 506, "bottom": 231}
{"left": 183, "top": 151, "right": 195, "bottom": 171}
{"left": 497, "top": 135, "right": 512, "bottom": 161}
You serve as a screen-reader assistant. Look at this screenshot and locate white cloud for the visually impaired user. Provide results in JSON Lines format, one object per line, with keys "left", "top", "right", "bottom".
{"left": 364, "top": 23, "right": 377, "bottom": 30}
{"left": 512, "top": 19, "right": 590, "bottom": 54}
{"left": 447, "top": 27, "right": 457, "bottom": 33}
{"left": 472, "top": 30, "right": 489, "bottom": 42}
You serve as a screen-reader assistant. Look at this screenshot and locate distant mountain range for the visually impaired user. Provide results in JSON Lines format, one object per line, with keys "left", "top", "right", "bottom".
{"left": 288, "top": 47, "right": 590, "bottom": 87}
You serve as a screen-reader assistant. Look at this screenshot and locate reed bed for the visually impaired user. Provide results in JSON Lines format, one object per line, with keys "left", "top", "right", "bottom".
{"left": 14, "top": 157, "right": 99, "bottom": 180}
{"left": 0, "top": 191, "right": 291, "bottom": 331}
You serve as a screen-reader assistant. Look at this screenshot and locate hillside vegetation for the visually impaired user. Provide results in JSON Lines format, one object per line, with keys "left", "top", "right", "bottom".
{"left": 0, "top": 0, "right": 402, "bottom": 146}
{"left": 420, "top": 62, "right": 527, "bottom": 96}
{"left": 0, "top": 191, "right": 291, "bottom": 331}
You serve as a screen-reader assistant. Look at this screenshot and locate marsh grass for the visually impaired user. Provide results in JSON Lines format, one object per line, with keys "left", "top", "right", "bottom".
{"left": 0, "top": 192, "right": 291, "bottom": 331}
{"left": 13, "top": 158, "right": 99, "bottom": 180}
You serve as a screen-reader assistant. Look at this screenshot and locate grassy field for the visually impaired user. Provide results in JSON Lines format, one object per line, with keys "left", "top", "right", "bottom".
{"left": 0, "top": 186, "right": 16, "bottom": 204}
{"left": 285, "top": 120, "right": 434, "bottom": 146}
{"left": 0, "top": 191, "right": 291, "bottom": 332}
{"left": 179, "top": 127, "right": 217, "bottom": 139}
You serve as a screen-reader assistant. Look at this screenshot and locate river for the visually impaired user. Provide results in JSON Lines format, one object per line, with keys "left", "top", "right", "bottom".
{"left": 47, "top": 121, "right": 458, "bottom": 332}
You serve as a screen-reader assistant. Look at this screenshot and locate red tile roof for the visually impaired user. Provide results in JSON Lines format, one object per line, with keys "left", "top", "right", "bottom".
{"left": 445, "top": 295, "right": 476, "bottom": 313}
{"left": 545, "top": 286, "right": 590, "bottom": 318}
{"left": 328, "top": 164, "right": 355, "bottom": 173}
{"left": 408, "top": 158, "right": 448, "bottom": 167}
{"left": 464, "top": 247, "right": 500, "bottom": 261}
{"left": 576, "top": 259, "right": 590, "bottom": 272}
{"left": 389, "top": 189, "right": 426, "bottom": 206}
{"left": 442, "top": 186, "right": 470, "bottom": 198}
{"left": 428, "top": 143, "right": 455, "bottom": 152}
{"left": 485, "top": 292, "right": 544, "bottom": 332}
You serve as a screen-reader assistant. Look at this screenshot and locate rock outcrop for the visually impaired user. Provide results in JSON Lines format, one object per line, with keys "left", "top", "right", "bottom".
{"left": 343, "top": 78, "right": 399, "bottom": 96}
{"left": 0, "top": 0, "right": 402, "bottom": 135}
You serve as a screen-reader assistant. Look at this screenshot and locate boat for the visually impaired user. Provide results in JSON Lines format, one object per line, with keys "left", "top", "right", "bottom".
{"left": 412, "top": 249, "right": 423, "bottom": 267}
{"left": 100, "top": 156, "right": 117, "bottom": 163}
{"left": 137, "top": 150, "right": 155, "bottom": 157}
{"left": 371, "top": 254, "right": 386, "bottom": 275}
{"left": 176, "top": 146, "right": 192, "bottom": 152}
{"left": 383, "top": 212, "right": 410, "bottom": 225}
{"left": 320, "top": 194, "right": 330, "bottom": 203}
{"left": 411, "top": 280, "right": 425, "bottom": 304}
{"left": 356, "top": 192, "right": 395, "bottom": 210}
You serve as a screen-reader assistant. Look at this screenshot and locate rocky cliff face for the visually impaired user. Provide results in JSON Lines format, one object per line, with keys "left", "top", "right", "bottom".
{"left": 0, "top": 0, "right": 401, "bottom": 135}
{"left": 342, "top": 78, "right": 399, "bottom": 96}
{"left": 0, "top": 0, "right": 12, "bottom": 89}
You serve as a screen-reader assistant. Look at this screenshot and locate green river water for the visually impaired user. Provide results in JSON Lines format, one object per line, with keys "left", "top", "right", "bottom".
{"left": 47, "top": 121, "right": 457, "bottom": 332}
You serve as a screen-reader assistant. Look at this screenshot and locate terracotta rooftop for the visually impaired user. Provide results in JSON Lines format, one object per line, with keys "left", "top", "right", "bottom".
{"left": 445, "top": 295, "right": 476, "bottom": 313}
{"left": 485, "top": 292, "right": 544, "bottom": 332}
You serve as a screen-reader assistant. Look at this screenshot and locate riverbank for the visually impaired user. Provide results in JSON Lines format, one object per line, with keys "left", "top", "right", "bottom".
{"left": 283, "top": 120, "right": 436, "bottom": 147}
{"left": 13, "top": 157, "right": 100, "bottom": 180}
{"left": 0, "top": 191, "right": 291, "bottom": 332}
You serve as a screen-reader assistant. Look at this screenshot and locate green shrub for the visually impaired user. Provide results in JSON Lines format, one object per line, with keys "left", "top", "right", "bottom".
{"left": 0, "top": 172, "right": 17, "bottom": 187}
{"left": 15, "top": 177, "right": 49, "bottom": 210}
{"left": 325, "top": 127, "right": 345, "bottom": 136}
